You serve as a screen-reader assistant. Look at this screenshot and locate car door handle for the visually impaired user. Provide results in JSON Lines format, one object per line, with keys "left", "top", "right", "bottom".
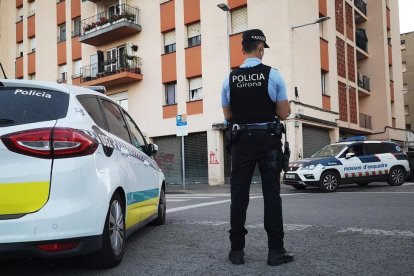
{"left": 121, "top": 148, "right": 129, "bottom": 157}
{"left": 143, "top": 160, "right": 150, "bottom": 167}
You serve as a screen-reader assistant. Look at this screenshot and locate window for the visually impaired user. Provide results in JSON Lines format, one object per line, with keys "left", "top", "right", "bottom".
{"left": 16, "top": 7, "right": 23, "bottom": 22}
{"left": 0, "top": 87, "right": 69, "bottom": 127}
{"left": 72, "top": 17, "right": 81, "bottom": 37}
{"left": 16, "top": 43, "right": 23, "bottom": 58}
{"left": 28, "top": 1, "right": 35, "bottom": 16}
{"left": 405, "top": 105, "right": 409, "bottom": 116}
{"left": 108, "top": 4, "right": 121, "bottom": 20}
{"left": 58, "top": 64, "right": 67, "bottom": 81}
{"left": 407, "top": 124, "right": 412, "bottom": 130}
{"left": 73, "top": 60, "right": 82, "bottom": 78}
{"left": 321, "top": 72, "right": 327, "bottom": 95}
{"left": 105, "top": 48, "right": 118, "bottom": 73}
{"left": 365, "top": 143, "right": 399, "bottom": 155}
{"left": 187, "top": 22, "right": 201, "bottom": 47}
{"left": 100, "top": 99, "right": 131, "bottom": 143}
{"left": 77, "top": 96, "right": 107, "bottom": 130}
{"left": 231, "top": 7, "right": 247, "bottom": 34}
{"left": 164, "top": 30, "right": 176, "bottom": 54}
{"left": 110, "top": 92, "right": 128, "bottom": 111}
{"left": 341, "top": 144, "right": 365, "bottom": 157}
{"left": 165, "top": 82, "right": 176, "bottom": 105}
{"left": 402, "top": 62, "right": 407, "bottom": 73}
{"left": 122, "top": 110, "right": 146, "bottom": 151}
{"left": 189, "top": 77, "right": 202, "bottom": 101}
{"left": 29, "top": 37, "right": 36, "bottom": 53}
{"left": 58, "top": 24, "right": 66, "bottom": 42}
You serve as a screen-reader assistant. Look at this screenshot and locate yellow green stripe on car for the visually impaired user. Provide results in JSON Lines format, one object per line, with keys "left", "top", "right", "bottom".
{"left": 0, "top": 181, "right": 50, "bottom": 215}
{"left": 126, "top": 188, "right": 159, "bottom": 229}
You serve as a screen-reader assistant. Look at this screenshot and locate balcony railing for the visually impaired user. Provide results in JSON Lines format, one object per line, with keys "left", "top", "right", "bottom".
{"left": 80, "top": 4, "right": 140, "bottom": 38}
{"left": 357, "top": 72, "right": 370, "bottom": 91}
{"left": 354, "top": 0, "right": 367, "bottom": 16}
{"left": 80, "top": 53, "right": 142, "bottom": 84}
{"left": 359, "top": 113, "right": 372, "bottom": 129}
{"left": 356, "top": 28, "right": 368, "bottom": 52}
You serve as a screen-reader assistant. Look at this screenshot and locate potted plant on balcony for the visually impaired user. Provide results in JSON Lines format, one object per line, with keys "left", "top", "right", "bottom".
{"left": 83, "top": 22, "right": 97, "bottom": 34}
{"left": 96, "top": 17, "right": 110, "bottom": 29}
{"left": 112, "top": 13, "right": 126, "bottom": 24}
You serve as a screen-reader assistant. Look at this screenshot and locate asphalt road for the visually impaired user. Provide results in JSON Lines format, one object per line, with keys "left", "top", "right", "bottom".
{"left": 1, "top": 182, "right": 414, "bottom": 276}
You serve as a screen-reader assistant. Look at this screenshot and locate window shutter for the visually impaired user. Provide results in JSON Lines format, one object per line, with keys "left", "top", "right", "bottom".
{"left": 187, "top": 22, "right": 201, "bottom": 38}
{"left": 231, "top": 7, "right": 247, "bottom": 34}
{"left": 164, "top": 31, "right": 176, "bottom": 46}
{"left": 189, "top": 77, "right": 202, "bottom": 90}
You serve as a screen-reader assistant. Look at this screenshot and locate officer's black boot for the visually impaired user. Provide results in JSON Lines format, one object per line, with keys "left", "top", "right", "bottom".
{"left": 229, "top": 250, "right": 245, "bottom": 265}
{"left": 267, "top": 248, "right": 294, "bottom": 266}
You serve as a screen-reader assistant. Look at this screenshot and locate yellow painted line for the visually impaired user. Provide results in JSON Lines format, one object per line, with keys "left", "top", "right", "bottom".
{"left": 0, "top": 181, "right": 50, "bottom": 215}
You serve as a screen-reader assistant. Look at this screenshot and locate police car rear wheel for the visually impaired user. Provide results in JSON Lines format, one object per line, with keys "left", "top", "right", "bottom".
{"left": 85, "top": 193, "right": 125, "bottom": 268}
{"left": 388, "top": 167, "right": 405, "bottom": 186}
{"left": 319, "top": 172, "right": 339, "bottom": 193}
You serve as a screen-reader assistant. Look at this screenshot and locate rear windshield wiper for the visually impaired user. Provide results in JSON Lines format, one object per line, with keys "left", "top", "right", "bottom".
{"left": 0, "top": 118, "right": 15, "bottom": 125}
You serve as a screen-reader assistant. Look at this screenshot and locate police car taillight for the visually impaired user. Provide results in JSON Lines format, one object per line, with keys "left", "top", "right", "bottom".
{"left": 1, "top": 128, "right": 98, "bottom": 159}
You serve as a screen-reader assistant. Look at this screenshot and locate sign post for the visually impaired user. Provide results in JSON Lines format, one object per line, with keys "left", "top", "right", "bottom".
{"left": 176, "top": 114, "right": 188, "bottom": 189}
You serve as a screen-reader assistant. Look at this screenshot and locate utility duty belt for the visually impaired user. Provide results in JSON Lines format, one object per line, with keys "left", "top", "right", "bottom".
{"left": 231, "top": 121, "right": 282, "bottom": 136}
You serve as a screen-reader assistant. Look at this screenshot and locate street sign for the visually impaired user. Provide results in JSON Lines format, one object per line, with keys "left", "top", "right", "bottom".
{"left": 176, "top": 114, "right": 188, "bottom": 137}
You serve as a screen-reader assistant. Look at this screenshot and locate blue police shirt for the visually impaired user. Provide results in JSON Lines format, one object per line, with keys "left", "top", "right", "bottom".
{"left": 221, "top": 58, "right": 288, "bottom": 108}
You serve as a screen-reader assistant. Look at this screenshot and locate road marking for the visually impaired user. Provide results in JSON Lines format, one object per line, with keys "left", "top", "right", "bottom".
{"left": 167, "top": 199, "right": 191, "bottom": 202}
{"left": 167, "top": 196, "right": 212, "bottom": 199}
{"left": 167, "top": 196, "right": 262, "bottom": 214}
{"left": 166, "top": 193, "right": 308, "bottom": 214}
{"left": 337, "top": 227, "right": 414, "bottom": 237}
{"left": 337, "top": 192, "right": 414, "bottom": 194}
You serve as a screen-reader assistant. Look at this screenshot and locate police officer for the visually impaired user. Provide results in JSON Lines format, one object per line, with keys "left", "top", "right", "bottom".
{"left": 221, "top": 29, "right": 293, "bottom": 266}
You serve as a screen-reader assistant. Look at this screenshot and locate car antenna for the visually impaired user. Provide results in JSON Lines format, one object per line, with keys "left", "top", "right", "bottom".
{"left": 0, "top": 62, "right": 7, "bottom": 79}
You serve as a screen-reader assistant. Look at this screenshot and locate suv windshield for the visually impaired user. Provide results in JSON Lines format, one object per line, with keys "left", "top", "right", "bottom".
{"left": 0, "top": 87, "right": 69, "bottom": 127}
{"left": 311, "top": 144, "right": 346, "bottom": 158}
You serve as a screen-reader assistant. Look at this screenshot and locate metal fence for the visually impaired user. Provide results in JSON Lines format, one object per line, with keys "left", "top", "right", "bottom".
{"left": 359, "top": 113, "right": 372, "bottom": 129}
{"left": 354, "top": 0, "right": 367, "bottom": 15}
{"left": 357, "top": 73, "right": 370, "bottom": 91}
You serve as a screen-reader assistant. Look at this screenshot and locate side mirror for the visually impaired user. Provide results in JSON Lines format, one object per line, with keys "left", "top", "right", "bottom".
{"left": 147, "top": 143, "right": 158, "bottom": 156}
{"left": 346, "top": 152, "right": 355, "bottom": 159}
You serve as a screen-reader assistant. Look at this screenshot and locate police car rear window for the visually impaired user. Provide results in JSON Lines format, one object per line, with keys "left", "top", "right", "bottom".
{"left": 0, "top": 87, "right": 69, "bottom": 127}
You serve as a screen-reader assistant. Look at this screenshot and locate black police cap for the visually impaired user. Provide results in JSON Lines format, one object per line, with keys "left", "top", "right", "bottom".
{"left": 242, "top": 29, "right": 270, "bottom": 48}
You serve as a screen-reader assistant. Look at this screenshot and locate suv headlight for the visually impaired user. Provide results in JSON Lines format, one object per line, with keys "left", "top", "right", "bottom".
{"left": 301, "top": 164, "right": 316, "bottom": 170}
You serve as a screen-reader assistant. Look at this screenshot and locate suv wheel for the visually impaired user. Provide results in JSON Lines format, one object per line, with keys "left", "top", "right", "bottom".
{"left": 388, "top": 167, "right": 405, "bottom": 186}
{"left": 85, "top": 193, "right": 125, "bottom": 268}
{"left": 319, "top": 171, "right": 339, "bottom": 192}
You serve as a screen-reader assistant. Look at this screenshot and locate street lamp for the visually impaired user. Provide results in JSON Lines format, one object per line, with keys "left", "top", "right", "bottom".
{"left": 217, "top": 3, "right": 231, "bottom": 72}
{"left": 291, "top": 16, "right": 331, "bottom": 30}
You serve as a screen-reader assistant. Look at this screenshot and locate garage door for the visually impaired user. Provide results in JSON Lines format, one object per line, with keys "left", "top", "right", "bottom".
{"left": 153, "top": 132, "right": 208, "bottom": 185}
{"left": 302, "top": 125, "right": 331, "bottom": 158}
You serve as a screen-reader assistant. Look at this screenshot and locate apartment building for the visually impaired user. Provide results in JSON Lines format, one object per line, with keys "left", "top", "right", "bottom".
{"left": 0, "top": 0, "right": 406, "bottom": 185}
{"left": 401, "top": 31, "right": 414, "bottom": 131}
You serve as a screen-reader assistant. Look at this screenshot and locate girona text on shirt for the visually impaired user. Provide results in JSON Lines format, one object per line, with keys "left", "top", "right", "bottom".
{"left": 232, "top": 73, "right": 265, "bottom": 88}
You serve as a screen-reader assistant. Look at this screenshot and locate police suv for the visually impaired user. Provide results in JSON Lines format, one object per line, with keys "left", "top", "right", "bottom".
{"left": 283, "top": 137, "right": 411, "bottom": 192}
{"left": 0, "top": 80, "right": 166, "bottom": 268}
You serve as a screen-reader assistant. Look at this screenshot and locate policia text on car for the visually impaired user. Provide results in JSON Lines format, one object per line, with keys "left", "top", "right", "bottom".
{"left": 221, "top": 29, "right": 294, "bottom": 266}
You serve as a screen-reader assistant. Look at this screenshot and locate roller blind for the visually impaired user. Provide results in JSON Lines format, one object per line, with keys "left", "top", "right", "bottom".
{"left": 231, "top": 7, "right": 247, "bottom": 34}
{"left": 189, "top": 77, "right": 202, "bottom": 90}
{"left": 164, "top": 30, "right": 176, "bottom": 46}
{"left": 188, "top": 22, "right": 201, "bottom": 38}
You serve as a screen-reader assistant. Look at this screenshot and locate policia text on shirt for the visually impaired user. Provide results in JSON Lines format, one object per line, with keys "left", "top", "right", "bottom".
{"left": 221, "top": 29, "right": 294, "bottom": 266}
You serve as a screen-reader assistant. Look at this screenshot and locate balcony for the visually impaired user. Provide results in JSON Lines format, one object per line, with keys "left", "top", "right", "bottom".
{"left": 356, "top": 28, "right": 369, "bottom": 60}
{"left": 79, "top": 4, "right": 141, "bottom": 46}
{"left": 79, "top": 53, "right": 142, "bottom": 89}
{"left": 354, "top": 0, "right": 367, "bottom": 16}
{"left": 359, "top": 113, "right": 372, "bottom": 129}
{"left": 357, "top": 72, "right": 370, "bottom": 93}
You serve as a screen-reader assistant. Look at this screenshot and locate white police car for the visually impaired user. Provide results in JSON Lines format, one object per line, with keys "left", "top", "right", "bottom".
{"left": 283, "top": 137, "right": 411, "bottom": 192}
{"left": 0, "top": 80, "right": 166, "bottom": 268}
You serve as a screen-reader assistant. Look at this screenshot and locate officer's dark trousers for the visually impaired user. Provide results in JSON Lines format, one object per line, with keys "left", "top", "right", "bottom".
{"left": 229, "top": 130, "right": 284, "bottom": 251}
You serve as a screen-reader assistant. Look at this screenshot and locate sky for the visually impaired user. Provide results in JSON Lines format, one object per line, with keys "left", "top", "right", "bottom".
{"left": 399, "top": 0, "right": 414, "bottom": 34}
